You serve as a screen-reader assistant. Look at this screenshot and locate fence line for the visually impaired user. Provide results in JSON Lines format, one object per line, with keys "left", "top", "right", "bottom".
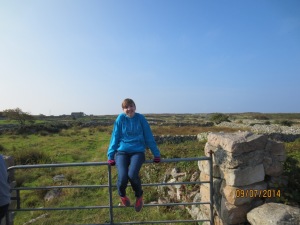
{"left": 7, "top": 155, "right": 214, "bottom": 225}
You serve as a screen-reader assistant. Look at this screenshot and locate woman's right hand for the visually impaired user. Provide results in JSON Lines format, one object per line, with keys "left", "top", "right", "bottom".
{"left": 153, "top": 156, "right": 161, "bottom": 163}
{"left": 108, "top": 159, "right": 116, "bottom": 166}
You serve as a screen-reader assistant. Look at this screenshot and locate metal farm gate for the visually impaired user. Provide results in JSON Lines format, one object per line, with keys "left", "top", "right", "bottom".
{"left": 6, "top": 154, "right": 214, "bottom": 225}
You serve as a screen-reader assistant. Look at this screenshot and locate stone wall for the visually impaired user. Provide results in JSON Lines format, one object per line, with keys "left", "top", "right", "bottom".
{"left": 154, "top": 135, "right": 197, "bottom": 144}
{"left": 217, "top": 121, "right": 300, "bottom": 142}
{"left": 196, "top": 131, "right": 288, "bottom": 225}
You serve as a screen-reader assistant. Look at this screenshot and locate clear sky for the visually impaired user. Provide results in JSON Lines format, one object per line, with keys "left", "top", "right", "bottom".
{"left": 1, "top": 0, "right": 299, "bottom": 116}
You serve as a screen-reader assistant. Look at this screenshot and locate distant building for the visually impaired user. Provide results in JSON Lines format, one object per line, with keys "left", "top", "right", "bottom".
{"left": 71, "top": 112, "right": 85, "bottom": 119}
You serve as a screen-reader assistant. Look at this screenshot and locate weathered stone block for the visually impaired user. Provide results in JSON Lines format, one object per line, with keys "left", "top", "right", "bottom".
{"left": 260, "top": 140, "right": 285, "bottom": 177}
{"left": 221, "top": 197, "right": 251, "bottom": 224}
{"left": 265, "top": 140, "right": 286, "bottom": 158}
{"left": 221, "top": 181, "right": 267, "bottom": 206}
{"left": 197, "top": 204, "right": 211, "bottom": 223}
{"left": 263, "top": 157, "right": 284, "bottom": 177}
{"left": 200, "top": 171, "right": 210, "bottom": 185}
{"left": 207, "top": 132, "right": 268, "bottom": 154}
{"left": 212, "top": 178, "right": 223, "bottom": 215}
{"left": 198, "top": 160, "right": 221, "bottom": 178}
{"left": 205, "top": 146, "right": 265, "bottom": 170}
{"left": 200, "top": 183, "right": 211, "bottom": 203}
{"left": 198, "top": 177, "right": 223, "bottom": 220}
{"left": 213, "top": 214, "right": 225, "bottom": 225}
{"left": 188, "top": 193, "right": 212, "bottom": 224}
{"left": 222, "top": 164, "right": 265, "bottom": 186}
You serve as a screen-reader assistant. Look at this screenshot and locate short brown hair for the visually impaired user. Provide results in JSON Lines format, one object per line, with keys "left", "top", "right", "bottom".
{"left": 122, "top": 98, "right": 136, "bottom": 109}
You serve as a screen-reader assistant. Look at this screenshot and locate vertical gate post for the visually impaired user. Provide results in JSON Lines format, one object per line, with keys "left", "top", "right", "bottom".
{"left": 107, "top": 165, "right": 114, "bottom": 225}
{"left": 209, "top": 150, "right": 214, "bottom": 225}
{"left": 16, "top": 190, "right": 20, "bottom": 209}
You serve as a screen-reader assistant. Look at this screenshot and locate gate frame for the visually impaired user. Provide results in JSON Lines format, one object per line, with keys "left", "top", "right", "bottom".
{"left": 6, "top": 154, "right": 213, "bottom": 225}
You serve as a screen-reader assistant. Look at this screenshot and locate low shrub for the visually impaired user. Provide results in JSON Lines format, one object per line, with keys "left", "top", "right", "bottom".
{"left": 209, "top": 113, "right": 230, "bottom": 124}
{"left": 252, "top": 114, "right": 270, "bottom": 120}
{"left": 0, "top": 144, "right": 6, "bottom": 152}
{"left": 283, "top": 156, "right": 300, "bottom": 205}
{"left": 280, "top": 120, "right": 294, "bottom": 127}
{"left": 283, "top": 138, "right": 300, "bottom": 206}
{"left": 274, "top": 120, "right": 294, "bottom": 127}
{"left": 13, "top": 149, "right": 51, "bottom": 165}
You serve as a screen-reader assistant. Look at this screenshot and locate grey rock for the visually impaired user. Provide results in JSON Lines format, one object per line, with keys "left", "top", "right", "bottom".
{"left": 247, "top": 203, "right": 300, "bottom": 225}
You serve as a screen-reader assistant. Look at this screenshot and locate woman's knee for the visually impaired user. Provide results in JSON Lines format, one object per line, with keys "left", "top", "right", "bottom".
{"left": 118, "top": 174, "right": 129, "bottom": 185}
{"left": 128, "top": 173, "right": 140, "bottom": 184}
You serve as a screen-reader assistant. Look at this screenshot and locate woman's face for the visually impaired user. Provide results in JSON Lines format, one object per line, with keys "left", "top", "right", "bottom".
{"left": 123, "top": 104, "right": 136, "bottom": 118}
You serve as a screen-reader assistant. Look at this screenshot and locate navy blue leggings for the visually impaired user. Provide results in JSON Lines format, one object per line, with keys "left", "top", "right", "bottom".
{"left": 0, "top": 204, "right": 9, "bottom": 223}
{"left": 115, "top": 152, "right": 145, "bottom": 198}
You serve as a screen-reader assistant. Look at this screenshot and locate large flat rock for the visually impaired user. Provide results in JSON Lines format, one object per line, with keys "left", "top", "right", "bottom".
{"left": 247, "top": 203, "right": 300, "bottom": 225}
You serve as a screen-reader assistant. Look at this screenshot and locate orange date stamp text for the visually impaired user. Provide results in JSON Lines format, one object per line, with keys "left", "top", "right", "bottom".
{"left": 235, "top": 189, "right": 281, "bottom": 198}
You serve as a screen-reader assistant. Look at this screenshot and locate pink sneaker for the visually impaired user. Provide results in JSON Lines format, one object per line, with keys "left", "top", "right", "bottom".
{"left": 134, "top": 196, "right": 143, "bottom": 212}
{"left": 120, "top": 196, "right": 131, "bottom": 207}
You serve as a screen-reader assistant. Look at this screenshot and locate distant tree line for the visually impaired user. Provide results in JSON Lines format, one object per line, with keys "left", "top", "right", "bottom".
{"left": 1, "top": 108, "right": 35, "bottom": 127}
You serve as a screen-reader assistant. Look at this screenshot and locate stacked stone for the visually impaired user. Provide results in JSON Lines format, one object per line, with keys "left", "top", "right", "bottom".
{"left": 154, "top": 135, "right": 197, "bottom": 144}
{"left": 197, "top": 131, "right": 286, "bottom": 225}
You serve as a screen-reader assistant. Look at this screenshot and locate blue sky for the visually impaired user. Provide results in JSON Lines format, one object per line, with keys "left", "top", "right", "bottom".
{"left": 1, "top": 0, "right": 299, "bottom": 115}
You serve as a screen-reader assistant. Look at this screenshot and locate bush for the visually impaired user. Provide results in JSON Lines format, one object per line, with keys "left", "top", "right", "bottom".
{"left": 283, "top": 139, "right": 300, "bottom": 205}
{"left": 0, "top": 144, "right": 5, "bottom": 152}
{"left": 280, "top": 120, "right": 293, "bottom": 127}
{"left": 283, "top": 156, "right": 300, "bottom": 205}
{"left": 274, "top": 120, "right": 294, "bottom": 127}
{"left": 209, "top": 113, "right": 230, "bottom": 124}
{"left": 39, "top": 130, "right": 50, "bottom": 136}
{"left": 252, "top": 114, "right": 270, "bottom": 120}
{"left": 13, "top": 149, "right": 51, "bottom": 165}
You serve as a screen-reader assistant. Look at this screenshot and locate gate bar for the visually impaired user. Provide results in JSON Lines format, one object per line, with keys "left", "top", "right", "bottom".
{"left": 7, "top": 156, "right": 213, "bottom": 225}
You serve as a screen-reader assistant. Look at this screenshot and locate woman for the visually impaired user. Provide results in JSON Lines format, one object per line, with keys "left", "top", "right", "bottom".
{"left": 0, "top": 155, "right": 11, "bottom": 223}
{"left": 107, "top": 98, "right": 161, "bottom": 212}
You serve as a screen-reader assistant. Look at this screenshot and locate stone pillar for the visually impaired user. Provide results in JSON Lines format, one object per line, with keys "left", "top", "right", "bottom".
{"left": 1, "top": 156, "right": 15, "bottom": 225}
{"left": 198, "top": 131, "right": 286, "bottom": 225}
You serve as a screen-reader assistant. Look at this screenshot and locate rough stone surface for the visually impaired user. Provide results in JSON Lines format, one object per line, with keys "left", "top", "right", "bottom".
{"left": 205, "top": 143, "right": 266, "bottom": 169}
{"left": 194, "top": 131, "right": 295, "bottom": 225}
{"left": 223, "top": 163, "right": 265, "bottom": 186}
{"left": 221, "top": 181, "right": 267, "bottom": 206}
{"left": 247, "top": 203, "right": 300, "bottom": 225}
{"left": 206, "top": 131, "right": 268, "bottom": 154}
{"left": 198, "top": 160, "right": 221, "bottom": 178}
{"left": 154, "top": 135, "right": 197, "bottom": 144}
{"left": 53, "top": 174, "right": 65, "bottom": 182}
{"left": 263, "top": 157, "right": 284, "bottom": 177}
{"left": 220, "top": 197, "right": 252, "bottom": 224}
{"left": 44, "top": 189, "right": 62, "bottom": 201}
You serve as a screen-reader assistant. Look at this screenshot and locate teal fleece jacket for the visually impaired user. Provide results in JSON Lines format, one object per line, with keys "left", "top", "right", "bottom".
{"left": 107, "top": 113, "right": 160, "bottom": 160}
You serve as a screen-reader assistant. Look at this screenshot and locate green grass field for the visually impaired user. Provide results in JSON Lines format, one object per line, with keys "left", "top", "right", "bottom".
{"left": 0, "top": 114, "right": 299, "bottom": 224}
{"left": 1, "top": 126, "right": 208, "bottom": 224}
